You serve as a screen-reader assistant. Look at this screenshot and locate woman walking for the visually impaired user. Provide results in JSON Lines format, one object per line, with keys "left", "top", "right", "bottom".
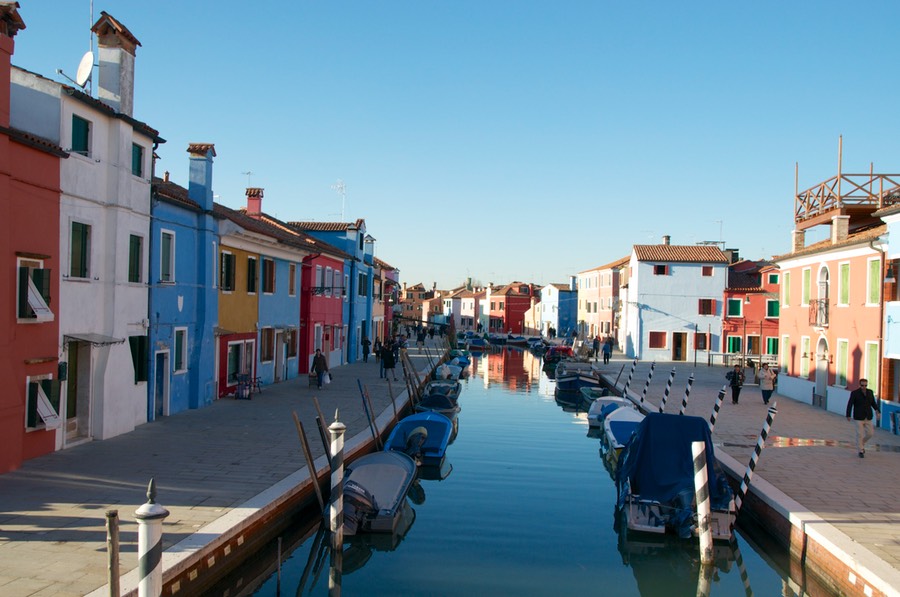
{"left": 758, "top": 363, "right": 777, "bottom": 405}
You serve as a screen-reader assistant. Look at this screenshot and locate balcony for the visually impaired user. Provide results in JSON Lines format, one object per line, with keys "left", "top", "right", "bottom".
{"left": 809, "top": 299, "right": 829, "bottom": 327}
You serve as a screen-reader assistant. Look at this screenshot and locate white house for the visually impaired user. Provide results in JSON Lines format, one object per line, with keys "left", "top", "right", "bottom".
{"left": 624, "top": 241, "right": 729, "bottom": 362}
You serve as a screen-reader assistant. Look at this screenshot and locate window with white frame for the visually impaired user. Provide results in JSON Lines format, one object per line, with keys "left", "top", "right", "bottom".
{"left": 260, "top": 327, "right": 274, "bottom": 361}
{"left": 766, "top": 299, "right": 779, "bottom": 318}
{"left": 726, "top": 336, "right": 742, "bottom": 353}
{"left": 838, "top": 262, "right": 850, "bottom": 306}
{"left": 71, "top": 114, "right": 91, "bottom": 156}
{"left": 867, "top": 258, "right": 881, "bottom": 305}
{"left": 174, "top": 327, "right": 188, "bottom": 373}
{"left": 648, "top": 331, "right": 666, "bottom": 349}
{"left": 800, "top": 336, "right": 811, "bottom": 378}
{"left": 160, "top": 230, "right": 175, "bottom": 283}
{"left": 70, "top": 221, "right": 91, "bottom": 279}
{"left": 836, "top": 339, "right": 849, "bottom": 387}
{"left": 25, "top": 374, "right": 61, "bottom": 430}
{"left": 344, "top": 274, "right": 349, "bottom": 300}
{"left": 727, "top": 298, "right": 743, "bottom": 317}
{"left": 325, "top": 266, "right": 333, "bottom": 296}
{"left": 765, "top": 337, "right": 778, "bottom": 355}
{"left": 865, "top": 341, "right": 879, "bottom": 391}
{"left": 212, "top": 242, "right": 218, "bottom": 289}
{"left": 128, "top": 234, "right": 143, "bottom": 284}
{"left": 767, "top": 273, "right": 779, "bottom": 284}
{"left": 801, "top": 268, "right": 811, "bottom": 306}
{"left": 781, "top": 335, "right": 790, "bottom": 370}
{"left": 220, "top": 251, "right": 235, "bottom": 291}
{"left": 17, "top": 257, "right": 53, "bottom": 322}
{"left": 782, "top": 271, "right": 791, "bottom": 307}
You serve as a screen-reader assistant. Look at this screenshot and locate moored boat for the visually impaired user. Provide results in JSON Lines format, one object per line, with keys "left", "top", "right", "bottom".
{"left": 384, "top": 411, "right": 454, "bottom": 467}
{"left": 602, "top": 406, "right": 645, "bottom": 468}
{"left": 343, "top": 451, "right": 418, "bottom": 536}
{"left": 586, "top": 395, "right": 631, "bottom": 427}
{"left": 555, "top": 361, "right": 601, "bottom": 392}
{"left": 422, "top": 379, "right": 462, "bottom": 403}
{"left": 615, "top": 413, "right": 736, "bottom": 540}
{"left": 415, "top": 392, "right": 461, "bottom": 418}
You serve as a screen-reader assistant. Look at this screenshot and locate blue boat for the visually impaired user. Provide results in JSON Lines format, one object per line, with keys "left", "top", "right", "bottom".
{"left": 415, "top": 392, "right": 461, "bottom": 418}
{"left": 615, "top": 413, "right": 736, "bottom": 540}
{"left": 384, "top": 412, "right": 454, "bottom": 467}
{"left": 602, "top": 406, "right": 645, "bottom": 468}
{"left": 555, "top": 361, "right": 601, "bottom": 392}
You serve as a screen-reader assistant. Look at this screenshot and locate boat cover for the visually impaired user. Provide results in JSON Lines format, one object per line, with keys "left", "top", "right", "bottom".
{"left": 616, "top": 413, "right": 732, "bottom": 513}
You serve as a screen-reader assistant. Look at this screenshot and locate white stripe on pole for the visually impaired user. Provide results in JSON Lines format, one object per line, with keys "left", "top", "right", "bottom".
{"left": 735, "top": 406, "right": 777, "bottom": 513}
{"left": 691, "top": 441, "right": 713, "bottom": 565}
{"left": 660, "top": 368, "right": 676, "bottom": 413}
{"left": 638, "top": 362, "right": 655, "bottom": 411}
{"left": 679, "top": 373, "right": 695, "bottom": 415}
{"left": 730, "top": 536, "right": 754, "bottom": 597}
{"left": 328, "top": 413, "right": 346, "bottom": 594}
{"left": 622, "top": 358, "right": 638, "bottom": 399}
{"left": 134, "top": 479, "right": 169, "bottom": 597}
{"left": 708, "top": 385, "right": 727, "bottom": 432}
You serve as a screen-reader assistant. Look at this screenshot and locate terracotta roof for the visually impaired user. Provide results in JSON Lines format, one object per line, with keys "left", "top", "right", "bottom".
{"left": 726, "top": 270, "right": 763, "bottom": 292}
{"left": 288, "top": 218, "right": 365, "bottom": 232}
{"left": 91, "top": 11, "right": 141, "bottom": 49}
{"left": 493, "top": 281, "right": 535, "bottom": 296}
{"left": 597, "top": 255, "right": 631, "bottom": 270}
{"left": 152, "top": 177, "right": 201, "bottom": 210}
{"left": 633, "top": 245, "right": 729, "bottom": 263}
{"left": 255, "top": 213, "right": 352, "bottom": 260}
{"left": 187, "top": 143, "right": 215, "bottom": 157}
{"left": 0, "top": 2, "right": 26, "bottom": 37}
{"left": 551, "top": 283, "right": 572, "bottom": 291}
{"left": 772, "top": 224, "right": 886, "bottom": 262}
{"left": 1, "top": 124, "right": 68, "bottom": 157}
{"left": 373, "top": 256, "right": 396, "bottom": 270}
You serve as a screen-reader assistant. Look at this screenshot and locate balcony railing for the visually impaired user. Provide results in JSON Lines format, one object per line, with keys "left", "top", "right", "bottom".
{"left": 809, "top": 299, "right": 829, "bottom": 327}
{"left": 309, "top": 286, "right": 343, "bottom": 296}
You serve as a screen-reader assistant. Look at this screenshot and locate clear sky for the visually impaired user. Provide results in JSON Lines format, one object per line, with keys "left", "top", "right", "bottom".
{"left": 12, "top": 1, "right": 900, "bottom": 289}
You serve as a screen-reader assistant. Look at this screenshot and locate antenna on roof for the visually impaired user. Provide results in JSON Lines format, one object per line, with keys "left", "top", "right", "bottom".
{"left": 242, "top": 171, "right": 254, "bottom": 187}
{"left": 331, "top": 179, "right": 346, "bottom": 221}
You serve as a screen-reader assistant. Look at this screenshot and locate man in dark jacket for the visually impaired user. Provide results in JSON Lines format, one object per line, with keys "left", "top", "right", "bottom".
{"left": 846, "top": 378, "right": 880, "bottom": 458}
{"left": 312, "top": 348, "right": 329, "bottom": 390}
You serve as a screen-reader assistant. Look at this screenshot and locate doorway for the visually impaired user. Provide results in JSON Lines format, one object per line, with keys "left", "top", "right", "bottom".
{"left": 672, "top": 332, "right": 687, "bottom": 361}
{"left": 65, "top": 341, "right": 91, "bottom": 443}
{"left": 274, "top": 331, "right": 285, "bottom": 382}
{"left": 814, "top": 337, "right": 829, "bottom": 408}
{"left": 154, "top": 351, "right": 169, "bottom": 419}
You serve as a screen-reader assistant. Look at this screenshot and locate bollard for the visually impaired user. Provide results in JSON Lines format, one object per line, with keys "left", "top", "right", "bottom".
{"left": 691, "top": 441, "right": 713, "bottom": 565}
{"left": 707, "top": 385, "right": 727, "bottom": 432}
{"left": 735, "top": 406, "right": 778, "bottom": 513}
{"left": 106, "top": 509, "right": 120, "bottom": 597}
{"left": 328, "top": 412, "right": 346, "bottom": 596}
{"left": 621, "top": 358, "right": 638, "bottom": 399}
{"left": 679, "top": 373, "right": 695, "bottom": 415}
{"left": 134, "top": 479, "right": 169, "bottom": 597}
{"left": 659, "top": 368, "right": 676, "bottom": 413}
{"left": 638, "top": 362, "right": 655, "bottom": 411}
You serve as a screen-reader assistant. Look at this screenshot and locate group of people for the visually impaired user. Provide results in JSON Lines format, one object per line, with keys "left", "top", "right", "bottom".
{"left": 591, "top": 336, "right": 614, "bottom": 365}
{"left": 359, "top": 334, "right": 407, "bottom": 381}
{"left": 726, "top": 362, "right": 881, "bottom": 459}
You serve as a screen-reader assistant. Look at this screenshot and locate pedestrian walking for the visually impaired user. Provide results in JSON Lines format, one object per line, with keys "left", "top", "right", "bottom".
{"left": 758, "top": 362, "right": 777, "bottom": 405}
{"left": 726, "top": 364, "right": 745, "bottom": 404}
{"left": 846, "top": 379, "right": 881, "bottom": 458}
{"left": 592, "top": 336, "right": 601, "bottom": 361}
{"left": 361, "top": 336, "right": 371, "bottom": 363}
{"left": 382, "top": 341, "right": 398, "bottom": 381}
{"left": 373, "top": 337, "right": 382, "bottom": 363}
{"left": 602, "top": 338, "right": 613, "bottom": 365}
{"left": 311, "top": 348, "right": 329, "bottom": 390}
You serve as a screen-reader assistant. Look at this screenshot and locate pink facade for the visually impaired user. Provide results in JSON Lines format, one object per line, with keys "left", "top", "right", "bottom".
{"left": 722, "top": 262, "right": 781, "bottom": 359}
{"left": 300, "top": 254, "right": 345, "bottom": 373}
{"left": 0, "top": 8, "right": 66, "bottom": 472}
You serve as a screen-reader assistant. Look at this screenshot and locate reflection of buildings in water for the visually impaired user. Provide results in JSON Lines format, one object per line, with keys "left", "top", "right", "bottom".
{"left": 475, "top": 348, "right": 537, "bottom": 391}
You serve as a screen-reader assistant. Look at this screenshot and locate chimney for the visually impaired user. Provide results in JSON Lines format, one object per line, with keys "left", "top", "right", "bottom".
{"left": 570, "top": 275, "right": 577, "bottom": 291}
{"left": 831, "top": 215, "right": 849, "bottom": 244}
{"left": 187, "top": 143, "right": 215, "bottom": 211}
{"left": 0, "top": 3, "right": 25, "bottom": 129}
{"left": 791, "top": 229, "right": 805, "bottom": 254}
{"left": 662, "top": 235, "right": 671, "bottom": 245}
{"left": 246, "top": 187, "right": 263, "bottom": 216}
{"left": 91, "top": 12, "right": 140, "bottom": 116}
{"left": 163, "top": 170, "right": 169, "bottom": 182}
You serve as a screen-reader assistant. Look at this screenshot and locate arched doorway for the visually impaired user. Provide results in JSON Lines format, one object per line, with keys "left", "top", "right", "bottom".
{"left": 814, "top": 336, "right": 829, "bottom": 408}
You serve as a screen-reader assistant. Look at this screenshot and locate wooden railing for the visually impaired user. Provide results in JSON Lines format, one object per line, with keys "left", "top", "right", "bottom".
{"left": 795, "top": 173, "right": 900, "bottom": 224}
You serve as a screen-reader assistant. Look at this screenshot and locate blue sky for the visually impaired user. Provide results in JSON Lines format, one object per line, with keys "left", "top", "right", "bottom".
{"left": 13, "top": 1, "right": 900, "bottom": 288}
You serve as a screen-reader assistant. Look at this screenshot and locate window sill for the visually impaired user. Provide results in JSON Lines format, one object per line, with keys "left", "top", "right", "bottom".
{"left": 173, "top": 368, "right": 188, "bottom": 375}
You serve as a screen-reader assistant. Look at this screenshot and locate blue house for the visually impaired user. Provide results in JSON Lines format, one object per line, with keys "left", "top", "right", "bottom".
{"left": 287, "top": 219, "right": 374, "bottom": 363}
{"left": 148, "top": 144, "right": 218, "bottom": 418}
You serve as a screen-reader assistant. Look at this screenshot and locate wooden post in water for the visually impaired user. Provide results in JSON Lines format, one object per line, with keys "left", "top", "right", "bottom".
{"left": 292, "top": 411, "right": 325, "bottom": 514}
{"left": 106, "top": 509, "right": 120, "bottom": 597}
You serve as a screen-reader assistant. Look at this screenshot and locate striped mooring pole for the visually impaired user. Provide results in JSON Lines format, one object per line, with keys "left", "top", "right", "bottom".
{"left": 708, "top": 385, "right": 727, "bottom": 432}
{"left": 679, "top": 373, "right": 694, "bottom": 415}
{"left": 730, "top": 535, "right": 754, "bottom": 596}
{"left": 691, "top": 440, "right": 714, "bottom": 565}
{"left": 134, "top": 478, "right": 169, "bottom": 597}
{"left": 735, "top": 406, "right": 778, "bottom": 513}
{"left": 621, "top": 358, "right": 638, "bottom": 400}
{"left": 328, "top": 412, "right": 347, "bottom": 595}
{"left": 659, "top": 367, "right": 676, "bottom": 413}
{"left": 638, "top": 362, "right": 656, "bottom": 411}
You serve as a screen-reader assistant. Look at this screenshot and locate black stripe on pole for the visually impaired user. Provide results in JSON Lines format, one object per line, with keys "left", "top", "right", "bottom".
{"left": 138, "top": 537, "right": 162, "bottom": 581}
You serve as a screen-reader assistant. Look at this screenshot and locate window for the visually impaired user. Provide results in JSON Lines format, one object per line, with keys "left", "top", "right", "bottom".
{"left": 220, "top": 251, "right": 235, "bottom": 291}
{"left": 781, "top": 336, "right": 790, "bottom": 370}
{"left": 315, "top": 265, "right": 324, "bottom": 293}
{"left": 71, "top": 114, "right": 90, "bottom": 156}
{"left": 648, "top": 331, "right": 666, "bottom": 349}
{"left": 867, "top": 258, "right": 881, "bottom": 305}
{"left": 800, "top": 337, "right": 811, "bottom": 378}
{"left": 131, "top": 143, "right": 144, "bottom": 177}
{"left": 286, "top": 328, "right": 298, "bottom": 358}
{"left": 129, "top": 335, "right": 149, "bottom": 383}
{"left": 838, "top": 262, "right": 850, "bottom": 306}
{"left": 836, "top": 339, "right": 849, "bottom": 387}
{"left": 25, "top": 376, "right": 61, "bottom": 430}
{"left": 160, "top": 231, "right": 174, "bottom": 283}
{"left": 17, "top": 259, "right": 53, "bottom": 322}
{"left": 695, "top": 332, "right": 709, "bottom": 351}
{"left": 768, "top": 273, "right": 779, "bottom": 284}
{"left": 766, "top": 337, "right": 778, "bottom": 355}
{"left": 70, "top": 221, "right": 91, "bottom": 278}
{"left": 325, "top": 267, "right": 333, "bottom": 297}
{"left": 247, "top": 257, "right": 257, "bottom": 293}
{"left": 727, "top": 298, "right": 743, "bottom": 317}
{"left": 766, "top": 300, "right": 779, "bottom": 318}
{"left": 698, "top": 299, "right": 716, "bottom": 315}
{"left": 174, "top": 328, "right": 187, "bottom": 372}
{"left": 128, "top": 235, "right": 142, "bottom": 283}
{"left": 702, "top": 266, "right": 713, "bottom": 277}
{"left": 260, "top": 328, "right": 274, "bottom": 361}
{"left": 865, "top": 342, "right": 879, "bottom": 390}
{"left": 262, "top": 258, "right": 275, "bottom": 294}
{"left": 358, "top": 273, "right": 368, "bottom": 297}
{"left": 782, "top": 271, "right": 791, "bottom": 307}
{"left": 212, "top": 242, "right": 218, "bottom": 289}
{"left": 653, "top": 264, "right": 668, "bottom": 276}
{"left": 288, "top": 264, "right": 296, "bottom": 296}
{"left": 727, "top": 336, "right": 742, "bottom": 353}
{"left": 801, "top": 268, "right": 811, "bottom": 306}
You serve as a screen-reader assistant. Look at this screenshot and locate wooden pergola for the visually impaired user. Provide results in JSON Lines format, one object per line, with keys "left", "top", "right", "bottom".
{"left": 795, "top": 172, "right": 900, "bottom": 230}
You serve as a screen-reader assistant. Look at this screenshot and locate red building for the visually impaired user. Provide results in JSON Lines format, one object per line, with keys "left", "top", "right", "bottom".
{"left": 488, "top": 282, "right": 540, "bottom": 334}
{"left": 0, "top": 5, "right": 68, "bottom": 473}
{"left": 722, "top": 260, "right": 781, "bottom": 363}
{"left": 300, "top": 253, "right": 347, "bottom": 373}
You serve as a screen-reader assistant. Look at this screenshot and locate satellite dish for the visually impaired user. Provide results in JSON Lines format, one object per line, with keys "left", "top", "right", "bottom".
{"left": 75, "top": 50, "right": 93, "bottom": 88}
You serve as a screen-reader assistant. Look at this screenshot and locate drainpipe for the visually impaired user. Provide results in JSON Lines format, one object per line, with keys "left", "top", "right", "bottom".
{"left": 870, "top": 237, "right": 889, "bottom": 408}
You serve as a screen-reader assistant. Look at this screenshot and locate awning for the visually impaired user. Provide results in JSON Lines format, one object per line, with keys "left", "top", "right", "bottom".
{"left": 64, "top": 333, "right": 125, "bottom": 347}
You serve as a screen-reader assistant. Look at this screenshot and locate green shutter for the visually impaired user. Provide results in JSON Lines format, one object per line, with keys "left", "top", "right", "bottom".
{"left": 72, "top": 115, "right": 89, "bottom": 155}
{"left": 161, "top": 233, "right": 172, "bottom": 281}
{"left": 802, "top": 269, "right": 810, "bottom": 304}
{"left": 26, "top": 382, "right": 39, "bottom": 428}
{"left": 129, "top": 336, "right": 148, "bottom": 383}
{"left": 131, "top": 143, "right": 143, "bottom": 177}
{"left": 837, "top": 340, "right": 849, "bottom": 386}
{"left": 247, "top": 258, "right": 257, "bottom": 292}
{"left": 783, "top": 272, "right": 791, "bottom": 306}
{"left": 18, "top": 267, "right": 30, "bottom": 318}
{"left": 767, "top": 300, "right": 779, "bottom": 318}
{"left": 129, "top": 235, "right": 141, "bottom": 283}
{"left": 71, "top": 222, "right": 88, "bottom": 278}
{"left": 839, "top": 263, "right": 850, "bottom": 305}
{"left": 868, "top": 259, "right": 881, "bottom": 304}
{"left": 34, "top": 268, "right": 51, "bottom": 307}
{"left": 866, "top": 343, "right": 879, "bottom": 389}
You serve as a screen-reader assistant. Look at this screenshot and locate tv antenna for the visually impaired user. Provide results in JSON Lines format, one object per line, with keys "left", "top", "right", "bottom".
{"left": 241, "top": 171, "right": 254, "bottom": 187}
{"left": 57, "top": 50, "right": 95, "bottom": 91}
{"left": 331, "top": 179, "right": 346, "bottom": 221}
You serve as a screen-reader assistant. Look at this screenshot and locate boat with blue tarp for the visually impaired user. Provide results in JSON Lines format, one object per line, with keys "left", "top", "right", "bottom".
{"left": 384, "top": 412, "right": 454, "bottom": 467}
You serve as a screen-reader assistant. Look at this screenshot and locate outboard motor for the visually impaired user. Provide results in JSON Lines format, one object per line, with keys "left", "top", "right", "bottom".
{"left": 405, "top": 426, "right": 429, "bottom": 460}
{"left": 343, "top": 480, "right": 378, "bottom": 535}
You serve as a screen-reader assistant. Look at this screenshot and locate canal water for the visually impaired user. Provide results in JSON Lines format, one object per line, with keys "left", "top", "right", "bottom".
{"left": 226, "top": 348, "right": 793, "bottom": 596}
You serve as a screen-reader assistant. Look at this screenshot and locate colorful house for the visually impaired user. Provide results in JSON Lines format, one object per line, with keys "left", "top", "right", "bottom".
{"left": 0, "top": 5, "right": 68, "bottom": 472}
{"left": 576, "top": 265, "right": 602, "bottom": 339}
{"left": 624, "top": 241, "right": 729, "bottom": 361}
{"left": 487, "top": 282, "right": 539, "bottom": 335}
{"left": 148, "top": 145, "right": 218, "bottom": 417}
{"left": 539, "top": 282, "right": 576, "bottom": 339}
{"left": 597, "top": 256, "right": 629, "bottom": 340}
{"left": 875, "top": 202, "right": 900, "bottom": 428}
{"left": 721, "top": 260, "right": 780, "bottom": 364}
